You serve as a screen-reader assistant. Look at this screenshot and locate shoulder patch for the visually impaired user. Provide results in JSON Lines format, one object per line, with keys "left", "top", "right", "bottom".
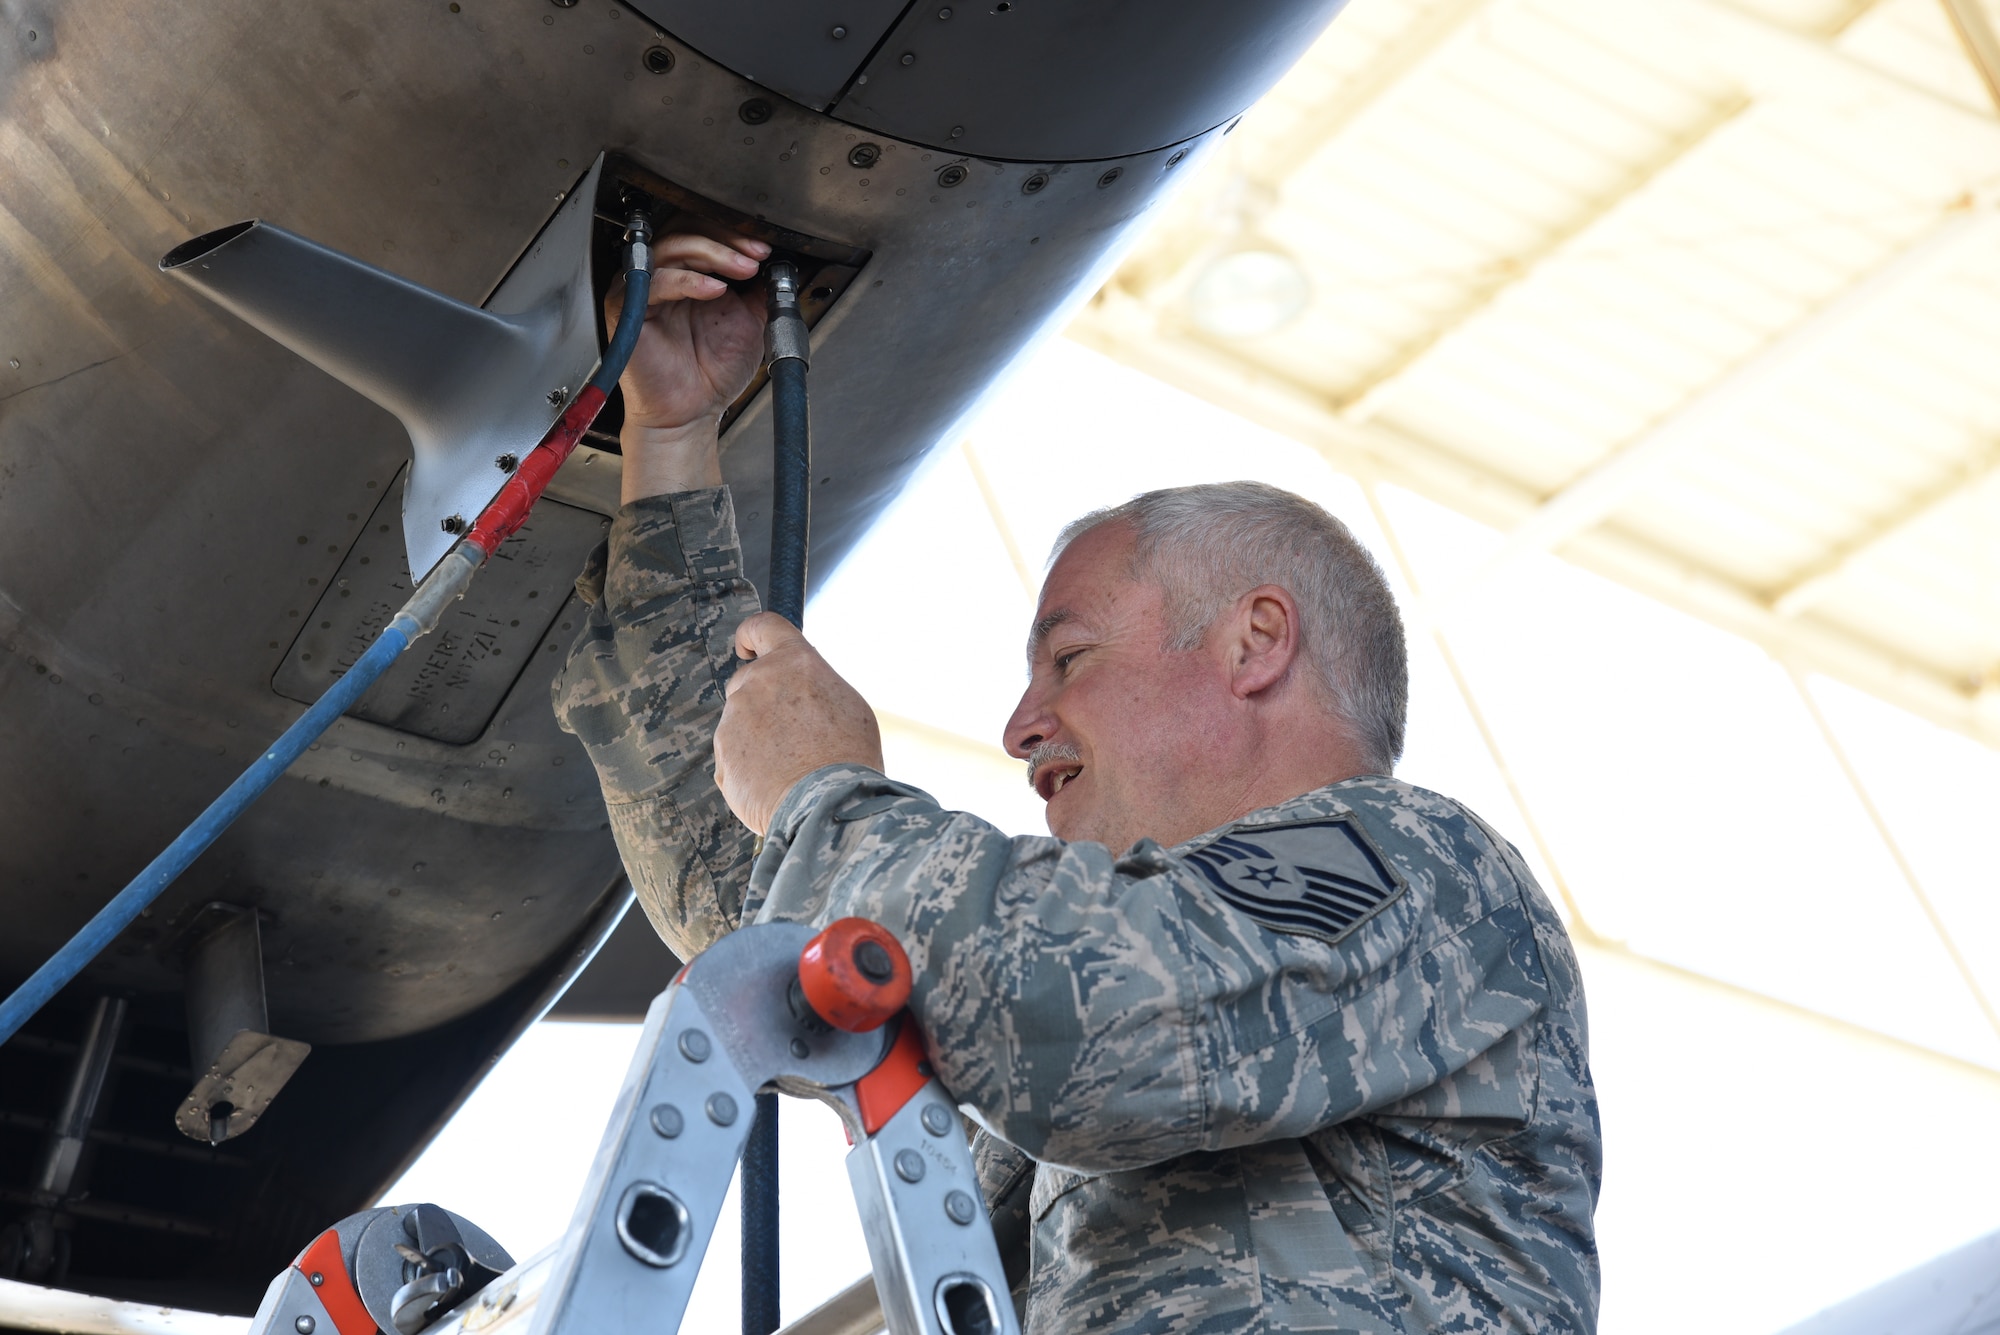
{"left": 1181, "top": 816, "right": 1404, "bottom": 944}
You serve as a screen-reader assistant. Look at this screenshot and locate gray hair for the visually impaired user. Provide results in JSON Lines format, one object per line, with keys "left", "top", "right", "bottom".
{"left": 1051, "top": 481, "right": 1408, "bottom": 772}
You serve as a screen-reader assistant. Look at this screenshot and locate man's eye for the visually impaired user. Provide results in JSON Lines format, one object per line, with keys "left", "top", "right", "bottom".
{"left": 1055, "top": 650, "right": 1083, "bottom": 673}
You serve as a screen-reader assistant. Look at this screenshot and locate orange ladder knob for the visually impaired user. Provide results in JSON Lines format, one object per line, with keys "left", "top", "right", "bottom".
{"left": 797, "top": 918, "right": 912, "bottom": 1032}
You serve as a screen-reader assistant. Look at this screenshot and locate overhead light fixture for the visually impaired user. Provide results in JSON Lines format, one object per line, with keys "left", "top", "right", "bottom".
{"left": 1186, "top": 248, "right": 1310, "bottom": 338}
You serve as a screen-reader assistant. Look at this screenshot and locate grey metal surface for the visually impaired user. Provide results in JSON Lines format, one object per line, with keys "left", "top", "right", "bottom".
{"left": 533, "top": 924, "right": 892, "bottom": 1335}
{"left": 625, "top": 0, "right": 1350, "bottom": 161}
{"left": 180, "top": 908, "right": 268, "bottom": 1076}
{"left": 541, "top": 445, "right": 625, "bottom": 520}
{"left": 837, "top": 0, "right": 1351, "bottom": 161}
{"left": 353, "top": 1205, "right": 512, "bottom": 1335}
{"left": 774, "top": 1276, "right": 885, "bottom": 1335}
{"left": 676, "top": 924, "right": 889, "bottom": 1095}
{"left": 173, "top": 905, "right": 309, "bottom": 1144}
{"left": 243, "top": 1263, "right": 334, "bottom": 1335}
{"left": 545, "top": 895, "right": 681, "bottom": 1023}
{"left": 160, "top": 160, "right": 607, "bottom": 582}
{"left": 1775, "top": 1228, "right": 2000, "bottom": 1335}
{"left": 530, "top": 987, "right": 757, "bottom": 1335}
{"left": 274, "top": 484, "right": 608, "bottom": 746}
{"left": 171, "top": 1028, "right": 311, "bottom": 1145}
{"left": 845, "top": 1086, "right": 1012, "bottom": 1335}
{"left": 621, "top": 0, "right": 910, "bottom": 111}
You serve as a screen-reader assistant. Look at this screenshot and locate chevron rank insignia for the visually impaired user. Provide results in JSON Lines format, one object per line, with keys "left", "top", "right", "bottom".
{"left": 1182, "top": 817, "right": 1404, "bottom": 943}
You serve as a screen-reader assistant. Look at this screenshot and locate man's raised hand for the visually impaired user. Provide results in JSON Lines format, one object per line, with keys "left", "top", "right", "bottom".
{"left": 714, "top": 613, "right": 883, "bottom": 835}
{"left": 610, "top": 230, "right": 772, "bottom": 504}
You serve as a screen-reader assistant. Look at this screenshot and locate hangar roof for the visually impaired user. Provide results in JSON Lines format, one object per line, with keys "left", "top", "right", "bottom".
{"left": 1070, "top": 0, "right": 2000, "bottom": 751}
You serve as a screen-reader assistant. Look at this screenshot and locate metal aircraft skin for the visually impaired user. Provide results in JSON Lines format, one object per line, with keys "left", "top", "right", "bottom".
{"left": 0, "top": 0, "right": 1346, "bottom": 1311}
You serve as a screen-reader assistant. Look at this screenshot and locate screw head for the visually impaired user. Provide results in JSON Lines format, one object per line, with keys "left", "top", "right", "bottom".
{"left": 308, "top": 1273, "right": 324, "bottom": 1288}
{"left": 853, "top": 939, "right": 895, "bottom": 982}
{"left": 495, "top": 453, "right": 519, "bottom": 472}
{"left": 945, "top": 1190, "right": 978, "bottom": 1225}
{"left": 848, "top": 142, "right": 881, "bottom": 168}
{"left": 894, "top": 1149, "right": 926, "bottom": 1183}
{"left": 649, "top": 1103, "right": 684, "bottom": 1139}
{"left": 1097, "top": 167, "right": 1122, "bottom": 189}
{"left": 739, "top": 98, "right": 773, "bottom": 125}
{"left": 546, "top": 387, "right": 566, "bottom": 406}
{"left": 899, "top": 51, "right": 916, "bottom": 65}
{"left": 642, "top": 45, "right": 673, "bottom": 73}
{"left": 830, "top": 24, "right": 847, "bottom": 37}
{"left": 1021, "top": 171, "right": 1048, "bottom": 195}
{"left": 937, "top": 164, "right": 968, "bottom": 188}
{"left": 949, "top": 125, "right": 964, "bottom": 139}
{"left": 678, "top": 1029, "right": 712, "bottom": 1063}
{"left": 440, "top": 515, "right": 466, "bottom": 535}
{"left": 1166, "top": 149, "right": 1187, "bottom": 168}
{"left": 789, "top": 1036, "right": 810, "bottom": 1058}
{"left": 938, "top": 6, "right": 953, "bottom": 15}
{"left": 706, "top": 1092, "right": 738, "bottom": 1126}
{"left": 295, "top": 1318, "right": 316, "bottom": 1335}
{"left": 921, "top": 1104, "right": 953, "bottom": 1136}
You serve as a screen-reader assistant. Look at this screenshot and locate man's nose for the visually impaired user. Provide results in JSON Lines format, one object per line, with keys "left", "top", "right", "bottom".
{"left": 1004, "top": 687, "right": 1051, "bottom": 760}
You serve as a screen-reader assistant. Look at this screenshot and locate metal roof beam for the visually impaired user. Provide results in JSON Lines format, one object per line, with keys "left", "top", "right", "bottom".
{"left": 1338, "top": 96, "right": 1751, "bottom": 423}
{"left": 1941, "top": 0, "right": 2000, "bottom": 112}
{"left": 1442, "top": 199, "right": 2000, "bottom": 607}
{"left": 1773, "top": 437, "right": 2000, "bottom": 617}
{"left": 1239, "top": 0, "right": 1500, "bottom": 193}
{"left": 1118, "top": 0, "right": 1500, "bottom": 308}
{"left": 1683, "top": 0, "right": 2000, "bottom": 136}
{"left": 1335, "top": 0, "right": 2000, "bottom": 427}
{"left": 1066, "top": 292, "right": 2000, "bottom": 748}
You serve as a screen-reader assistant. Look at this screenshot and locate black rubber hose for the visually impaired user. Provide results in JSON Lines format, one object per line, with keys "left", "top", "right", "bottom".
{"left": 766, "top": 356, "right": 811, "bottom": 627}
{"left": 591, "top": 264, "right": 652, "bottom": 396}
{"left": 741, "top": 1093, "right": 781, "bottom": 1335}
{"left": 746, "top": 270, "right": 809, "bottom": 1335}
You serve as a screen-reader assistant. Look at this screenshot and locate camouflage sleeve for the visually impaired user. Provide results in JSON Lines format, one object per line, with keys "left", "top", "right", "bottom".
{"left": 973, "top": 1129, "right": 1033, "bottom": 1303}
{"left": 749, "top": 765, "right": 1551, "bottom": 1175}
{"left": 552, "top": 488, "right": 761, "bottom": 962}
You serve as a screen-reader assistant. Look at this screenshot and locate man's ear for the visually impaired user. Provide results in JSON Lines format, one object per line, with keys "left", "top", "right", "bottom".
{"left": 1227, "top": 584, "right": 1301, "bottom": 700}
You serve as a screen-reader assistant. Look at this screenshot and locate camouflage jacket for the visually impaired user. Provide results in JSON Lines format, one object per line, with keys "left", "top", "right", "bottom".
{"left": 555, "top": 490, "right": 1603, "bottom": 1334}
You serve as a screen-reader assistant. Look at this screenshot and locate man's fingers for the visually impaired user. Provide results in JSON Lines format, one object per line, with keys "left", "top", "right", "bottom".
{"left": 651, "top": 233, "right": 764, "bottom": 280}
{"left": 646, "top": 268, "right": 731, "bottom": 305}
{"left": 607, "top": 232, "right": 774, "bottom": 325}
{"left": 734, "top": 611, "right": 805, "bottom": 663}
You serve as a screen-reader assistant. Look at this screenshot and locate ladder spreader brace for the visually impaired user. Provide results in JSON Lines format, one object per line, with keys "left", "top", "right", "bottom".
{"left": 244, "top": 920, "right": 1019, "bottom": 1335}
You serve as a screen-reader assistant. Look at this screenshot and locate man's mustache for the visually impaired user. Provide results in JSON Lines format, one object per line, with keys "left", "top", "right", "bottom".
{"left": 1024, "top": 741, "right": 1082, "bottom": 788}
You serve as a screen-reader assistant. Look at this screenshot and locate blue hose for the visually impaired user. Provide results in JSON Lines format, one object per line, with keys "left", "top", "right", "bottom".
{"left": 592, "top": 266, "right": 649, "bottom": 396}
{"left": 0, "top": 625, "right": 410, "bottom": 1045}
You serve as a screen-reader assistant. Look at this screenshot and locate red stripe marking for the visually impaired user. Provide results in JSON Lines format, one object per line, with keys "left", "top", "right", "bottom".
{"left": 855, "top": 1018, "right": 930, "bottom": 1137}
{"left": 465, "top": 384, "right": 608, "bottom": 558}
{"left": 295, "top": 1228, "right": 376, "bottom": 1335}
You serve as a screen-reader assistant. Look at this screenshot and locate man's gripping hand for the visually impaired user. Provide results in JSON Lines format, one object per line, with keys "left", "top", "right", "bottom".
{"left": 610, "top": 230, "right": 773, "bottom": 505}
{"left": 715, "top": 613, "right": 884, "bottom": 835}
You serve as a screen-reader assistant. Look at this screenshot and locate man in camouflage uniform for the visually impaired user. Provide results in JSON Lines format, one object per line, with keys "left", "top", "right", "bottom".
{"left": 554, "top": 231, "right": 1602, "bottom": 1333}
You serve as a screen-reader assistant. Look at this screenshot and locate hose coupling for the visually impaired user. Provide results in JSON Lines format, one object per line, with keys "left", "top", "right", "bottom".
{"left": 764, "top": 260, "right": 809, "bottom": 369}
{"left": 623, "top": 211, "right": 654, "bottom": 275}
